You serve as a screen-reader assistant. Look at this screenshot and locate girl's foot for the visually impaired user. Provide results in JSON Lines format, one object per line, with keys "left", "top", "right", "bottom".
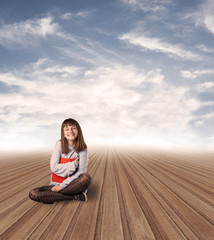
{"left": 73, "top": 192, "right": 87, "bottom": 201}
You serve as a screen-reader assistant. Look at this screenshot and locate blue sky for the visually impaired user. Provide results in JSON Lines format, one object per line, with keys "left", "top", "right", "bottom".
{"left": 0, "top": 0, "right": 214, "bottom": 150}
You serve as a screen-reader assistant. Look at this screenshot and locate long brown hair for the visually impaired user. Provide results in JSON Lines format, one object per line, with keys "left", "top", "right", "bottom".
{"left": 61, "top": 118, "right": 87, "bottom": 154}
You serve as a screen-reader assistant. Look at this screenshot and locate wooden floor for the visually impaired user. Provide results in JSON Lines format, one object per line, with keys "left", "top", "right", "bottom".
{"left": 0, "top": 147, "right": 213, "bottom": 240}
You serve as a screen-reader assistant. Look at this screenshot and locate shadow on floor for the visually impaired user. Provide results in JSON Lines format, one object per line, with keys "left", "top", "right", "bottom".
{"left": 87, "top": 181, "right": 98, "bottom": 201}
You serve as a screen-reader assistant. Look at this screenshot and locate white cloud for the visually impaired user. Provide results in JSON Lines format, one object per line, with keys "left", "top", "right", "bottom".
{"left": 181, "top": 69, "right": 214, "bottom": 79}
{"left": 0, "top": 59, "right": 202, "bottom": 149}
{"left": 57, "top": 38, "right": 122, "bottom": 66}
{"left": 61, "top": 10, "right": 92, "bottom": 20}
{"left": 181, "top": 70, "right": 197, "bottom": 80}
{"left": 122, "top": 0, "right": 172, "bottom": 12}
{"left": 196, "top": 82, "right": 214, "bottom": 91}
{"left": 191, "top": 111, "right": 214, "bottom": 128}
{"left": 190, "top": 0, "right": 214, "bottom": 34}
{"left": 0, "top": 16, "right": 60, "bottom": 48}
{"left": 76, "top": 10, "right": 92, "bottom": 18}
{"left": 196, "top": 44, "right": 214, "bottom": 53}
{"left": 61, "top": 13, "right": 72, "bottom": 20}
{"left": 208, "top": 135, "right": 214, "bottom": 145}
{"left": 119, "top": 33, "right": 200, "bottom": 60}
{"left": 201, "top": 0, "right": 214, "bottom": 34}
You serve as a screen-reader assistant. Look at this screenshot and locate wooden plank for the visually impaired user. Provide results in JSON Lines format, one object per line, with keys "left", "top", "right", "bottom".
{"left": 115, "top": 149, "right": 187, "bottom": 240}
{"left": 120, "top": 149, "right": 214, "bottom": 239}
{"left": 99, "top": 150, "right": 124, "bottom": 240}
{"left": 138, "top": 154, "right": 214, "bottom": 205}
{"left": 62, "top": 150, "right": 107, "bottom": 240}
{"left": 112, "top": 149, "right": 155, "bottom": 240}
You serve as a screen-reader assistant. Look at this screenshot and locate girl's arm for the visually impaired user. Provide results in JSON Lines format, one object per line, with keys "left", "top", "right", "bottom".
{"left": 50, "top": 141, "right": 78, "bottom": 177}
{"left": 59, "top": 149, "right": 88, "bottom": 189}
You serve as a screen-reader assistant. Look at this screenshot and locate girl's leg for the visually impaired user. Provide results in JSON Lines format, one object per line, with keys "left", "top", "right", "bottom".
{"left": 29, "top": 185, "right": 85, "bottom": 203}
{"left": 60, "top": 173, "right": 91, "bottom": 195}
{"left": 29, "top": 173, "right": 91, "bottom": 203}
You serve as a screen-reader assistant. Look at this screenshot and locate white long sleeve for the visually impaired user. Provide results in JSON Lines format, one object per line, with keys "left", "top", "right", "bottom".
{"left": 50, "top": 141, "right": 78, "bottom": 178}
{"left": 60, "top": 149, "right": 88, "bottom": 189}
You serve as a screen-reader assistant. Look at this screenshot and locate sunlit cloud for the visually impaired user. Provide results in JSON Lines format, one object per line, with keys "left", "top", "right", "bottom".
{"left": 181, "top": 69, "right": 214, "bottom": 79}
{"left": 61, "top": 10, "right": 93, "bottom": 20}
{"left": 187, "top": 0, "right": 214, "bottom": 35}
{"left": 76, "top": 10, "right": 93, "bottom": 18}
{"left": 0, "top": 16, "right": 60, "bottom": 48}
{"left": 196, "top": 82, "right": 214, "bottom": 91}
{"left": 119, "top": 33, "right": 200, "bottom": 60}
{"left": 200, "top": 0, "right": 214, "bottom": 34}
{"left": 122, "top": 0, "right": 172, "bottom": 12}
{"left": 0, "top": 58, "right": 202, "bottom": 149}
{"left": 196, "top": 44, "right": 214, "bottom": 53}
{"left": 61, "top": 13, "right": 73, "bottom": 20}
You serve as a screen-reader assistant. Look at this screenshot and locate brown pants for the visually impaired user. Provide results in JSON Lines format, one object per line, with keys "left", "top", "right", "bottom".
{"left": 29, "top": 173, "right": 91, "bottom": 203}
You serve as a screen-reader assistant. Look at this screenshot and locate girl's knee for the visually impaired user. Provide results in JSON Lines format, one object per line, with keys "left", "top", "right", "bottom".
{"left": 29, "top": 188, "right": 39, "bottom": 201}
{"left": 81, "top": 173, "right": 92, "bottom": 188}
{"left": 82, "top": 173, "right": 92, "bottom": 182}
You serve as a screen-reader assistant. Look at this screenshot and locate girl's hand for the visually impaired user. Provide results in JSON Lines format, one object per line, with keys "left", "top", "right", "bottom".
{"left": 51, "top": 185, "right": 62, "bottom": 192}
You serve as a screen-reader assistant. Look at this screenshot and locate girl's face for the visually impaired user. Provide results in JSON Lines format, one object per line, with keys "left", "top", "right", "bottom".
{"left": 63, "top": 124, "right": 78, "bottom": 143}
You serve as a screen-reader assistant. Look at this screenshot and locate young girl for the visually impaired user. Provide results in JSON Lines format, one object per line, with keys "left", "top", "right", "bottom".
{"left": 29, "top": 118, "right": 91, "bottom": 203}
